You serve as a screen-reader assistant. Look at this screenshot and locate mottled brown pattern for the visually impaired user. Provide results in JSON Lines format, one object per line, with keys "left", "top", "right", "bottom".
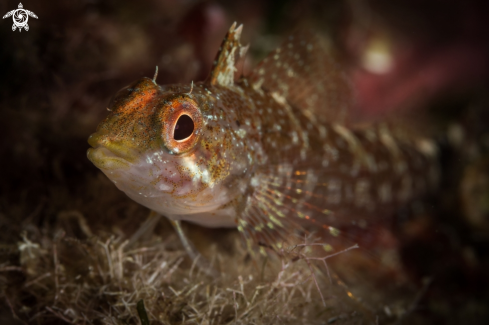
{"left": 249, "top": 29, "right": 352, "bottom": 125}
{"left": 87, "top": 24, "right": 439, "bottom": 250}
{"left": 235, "top": 76, "right": 438, "bottom": 249}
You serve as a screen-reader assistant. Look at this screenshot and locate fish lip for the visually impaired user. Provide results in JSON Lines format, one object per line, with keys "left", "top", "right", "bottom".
{"left": 87, "top": 132, "right": 102, "bottom": 149}
{"left": 87, "top": 146, "right": 132, "bottom": 170}
{"left": 87, "top": 133, "right": 136, "bottom": 168}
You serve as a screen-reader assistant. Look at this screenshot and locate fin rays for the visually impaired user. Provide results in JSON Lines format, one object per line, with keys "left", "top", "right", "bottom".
{"left": 249, "top": 29, "right": 353, "bottom": 124}
{"left": 208, "top": 23, "right": 247, "bottom": 87}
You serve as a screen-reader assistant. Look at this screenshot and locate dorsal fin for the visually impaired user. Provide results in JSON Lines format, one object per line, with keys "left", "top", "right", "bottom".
{"left": 248, "top": 29, "right": 353, "bottom": 124}
{"left": 208, "top": 22, "right": 248, "bottom": 87}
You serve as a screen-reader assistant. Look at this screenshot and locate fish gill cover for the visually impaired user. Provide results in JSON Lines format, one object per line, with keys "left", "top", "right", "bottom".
{"left": 1, "top": 1, "right": 489, "bottom": 324}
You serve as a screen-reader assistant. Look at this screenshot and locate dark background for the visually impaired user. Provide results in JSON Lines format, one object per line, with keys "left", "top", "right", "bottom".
{"left": 1, "top": 0, "right": 489, "bottom": 324}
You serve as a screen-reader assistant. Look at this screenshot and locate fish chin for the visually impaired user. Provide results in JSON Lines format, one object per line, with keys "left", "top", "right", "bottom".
{"left": 88, "top": 146, "right": 234, "bottom": 218}
{"left": 89, "top": 147, "right": 180, "bottom": 197}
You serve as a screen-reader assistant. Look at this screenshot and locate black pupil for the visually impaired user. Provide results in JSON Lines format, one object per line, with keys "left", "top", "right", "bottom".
{"left": 173, "top": 115, "right": 194, "bottom": 140}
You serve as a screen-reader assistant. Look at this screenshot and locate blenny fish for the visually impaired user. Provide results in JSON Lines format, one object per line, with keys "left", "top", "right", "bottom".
{"left": 87, "top": 23, "right": 438, "bottom": 257}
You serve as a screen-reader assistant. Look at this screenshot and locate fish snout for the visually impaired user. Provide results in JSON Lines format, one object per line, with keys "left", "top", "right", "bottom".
{"left": 87, "top": 133, "right": 139, "bottom": 170}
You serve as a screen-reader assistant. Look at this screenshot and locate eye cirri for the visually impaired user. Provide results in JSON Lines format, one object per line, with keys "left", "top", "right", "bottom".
{"left": 160, "top": 97, "right": 203, "bottom": 155}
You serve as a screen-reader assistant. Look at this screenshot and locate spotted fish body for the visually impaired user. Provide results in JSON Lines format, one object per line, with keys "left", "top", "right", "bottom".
{"left": 87, "top": 23, "right": 438, "bottom": 251}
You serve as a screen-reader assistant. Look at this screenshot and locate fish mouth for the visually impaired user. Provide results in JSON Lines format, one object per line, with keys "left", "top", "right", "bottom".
{"left": 87, "top": 133, "right": 136, "bottom": 170}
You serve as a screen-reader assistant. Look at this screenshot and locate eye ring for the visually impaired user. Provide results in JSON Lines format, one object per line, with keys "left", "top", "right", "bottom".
{"left": 161, "top": 97, "right": 202, "bottom": 154}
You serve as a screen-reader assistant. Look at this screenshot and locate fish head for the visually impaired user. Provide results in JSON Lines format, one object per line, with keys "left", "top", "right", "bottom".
{"left": 87, "top": 77, "right": 245, "bottom": 226}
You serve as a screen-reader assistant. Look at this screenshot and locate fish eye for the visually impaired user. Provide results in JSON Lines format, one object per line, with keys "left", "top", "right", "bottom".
{"left": 161, "top": 98, "right": 202, "bottom": 154}
{"left": 174, "top": 114, "right": 194, "bottom": 141}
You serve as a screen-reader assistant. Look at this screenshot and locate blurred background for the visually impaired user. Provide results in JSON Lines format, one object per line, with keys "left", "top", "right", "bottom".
{"left": 1, "top": 0, "right": 489, "bottom": 324}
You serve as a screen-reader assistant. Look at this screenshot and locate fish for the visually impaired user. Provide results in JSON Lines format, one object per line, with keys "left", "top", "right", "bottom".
{"left": 87, "top": 22, "right": 439, "bottom": 258}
